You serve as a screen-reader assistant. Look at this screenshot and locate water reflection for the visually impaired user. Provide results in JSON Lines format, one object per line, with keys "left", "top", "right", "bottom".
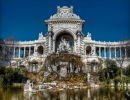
{"left": 0, "top": 87, "right": 128, "bottom": 100}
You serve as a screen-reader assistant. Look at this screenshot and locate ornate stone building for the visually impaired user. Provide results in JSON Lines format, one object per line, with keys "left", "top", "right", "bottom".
{"left": 6, "top": 6, "right": 130, "bottom": 71}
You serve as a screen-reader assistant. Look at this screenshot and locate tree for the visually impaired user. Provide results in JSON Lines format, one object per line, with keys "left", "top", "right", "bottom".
{"left": 0, "top": 38, "right": 4, "bottom": 65}
{"left": 0, "top": 36, "right": 16, "bottom": 66}
{"left": 98, "top": 58, "right": 103, "bottom": 70}
{"left": 0, "top": 66, "right": 24, "bottom": 85}
{"left": 116, "top": 39, "right": 130, "bottom": 84}
{"left": 106, "top": 63, "right": 119, "bottom": 79}
{"left": 99, "top": 59, "right": 120, "bottom": 83}
{"left": 99, "top": 68, "right": 108, "bottom": 82}
{"left": 0, "top": 65, "right": 5, "bottom": 75}
{"left": 104, "top": 58, "right": 117, "bottom": 68}
{"left": 124, "top": 64, "right": 130, "bottom": 77}
{"left": 5, "top": 67, "right": 14, "bottom": 84}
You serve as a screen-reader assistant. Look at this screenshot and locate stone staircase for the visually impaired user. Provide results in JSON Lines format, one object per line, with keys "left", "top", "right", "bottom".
{"left": 11, "top": 54, "right": 34, "bottom": 68}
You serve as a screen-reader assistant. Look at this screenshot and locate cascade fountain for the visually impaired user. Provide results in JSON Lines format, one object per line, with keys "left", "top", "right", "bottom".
{"left": 23, "top": 38, "right": 99, "bottom": 92}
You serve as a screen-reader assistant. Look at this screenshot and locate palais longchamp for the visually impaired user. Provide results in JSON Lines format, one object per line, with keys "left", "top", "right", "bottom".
{"left": 1, "top": 6, "right": 130, "bottom": 72}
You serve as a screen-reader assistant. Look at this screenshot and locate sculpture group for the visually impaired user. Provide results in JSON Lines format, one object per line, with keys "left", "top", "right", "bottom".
{"left": 57, "top": 37, "right": 71, "bottom": 53}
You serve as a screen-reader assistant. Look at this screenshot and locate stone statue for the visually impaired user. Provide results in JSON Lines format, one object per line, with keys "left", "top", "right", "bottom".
{"left": 39, "top": 32, "right": 43, "bottom": 37}
{"left": 85, "top": 32, "right": 92, "bottom": 40}
{"left": 38, "top": 32, "right": 44, "bottom": 40}
{"left": 57, "top": 37, "right": 71, "bottom": 53}
{"left": 87, "top": 32, "right": 91, "bottom": 37}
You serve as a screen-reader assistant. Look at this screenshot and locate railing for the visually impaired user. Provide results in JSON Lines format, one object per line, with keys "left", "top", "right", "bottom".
{"left": 11, "top": 54, "right": 34, "bottom": 67}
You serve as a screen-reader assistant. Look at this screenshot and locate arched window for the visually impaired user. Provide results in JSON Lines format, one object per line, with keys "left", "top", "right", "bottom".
{"left": 37, "top": 46, "right": 43, "bottom": 54}
{"left": 86, "top": 46, "right": 91, "bottom": 55}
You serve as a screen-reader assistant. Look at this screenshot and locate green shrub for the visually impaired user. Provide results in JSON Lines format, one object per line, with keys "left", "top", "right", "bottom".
{"left": 0, "top": 67, "right": 24, "bottom": 86}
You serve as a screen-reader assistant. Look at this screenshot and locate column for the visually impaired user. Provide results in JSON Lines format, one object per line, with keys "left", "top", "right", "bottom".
{"left": 24, "top": 47, "right": 26, "bottom": 57}
{"left": 35, "top": 64, "right": 36, "bottom": 72}
{"left": 93, "top": 66, "right": 96, "bottom": 72}
{"left": 74, "top": 39, "right": 77, "bottom": 52}
{"left": 77, "top": 33, "right": 81, "bottom": 53}
{"left": 43, "top": 47, "right": 44, "bottom": 55}
{"left": 104, "top": 47, "right": 106, "bottom": 58}
{"left": 78, "top": 35, "right": 80, "bottom": 47}
{"left": 48, "top": 32, "right": 51, "bottom": 53}
{"left": 33, "top": 46, "right": 35, "bottom": 54}
{"left": 115, "top": 47, "right": 116, "bottom": 58}
{"left": 34, "top": 44, "right": 36, "bottom": 54}
{"left": 120, "top": 47, "right": 121, "bottom": 58}
{"left": 85, "top": 46, "right": 86, "bottom": 55}
{"left": 18, "top": 47, "right": 20, "bottom": 58}
{"left": 33, "top": 64, "right": 35, "bottom": 72}
{"left": 99, "top": 47, "right": 101, "bottom": 57}
{"left": 109, "top": 47, "right": 111, "bottom": 59}
{"left": 93, "top": 45, "right": 96, "bottom": 55}
{"left": 29, "top": 46, "right": 31, "bottom": 57}
{"left": 13, "top": 47, "right": 15, "bottom": 58}
{"left": 53, "top": 40, "right": 55, "bottom": 52}
{"left": 125, "top": 47, "right": 127, "bottom": 59}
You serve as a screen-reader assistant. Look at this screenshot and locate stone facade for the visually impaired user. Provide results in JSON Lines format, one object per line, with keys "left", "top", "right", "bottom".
{"left": 6, "top": 6, "right": 130, "bottom": 70}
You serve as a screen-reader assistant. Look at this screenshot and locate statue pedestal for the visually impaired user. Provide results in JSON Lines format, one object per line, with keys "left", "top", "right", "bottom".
{"left": 60, "top": 66, "right": 67, "bottom": 77}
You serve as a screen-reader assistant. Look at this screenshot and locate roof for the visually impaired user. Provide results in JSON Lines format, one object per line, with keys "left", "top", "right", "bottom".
{"left": 45, "top": 6, "right": 85, "bottom": 23}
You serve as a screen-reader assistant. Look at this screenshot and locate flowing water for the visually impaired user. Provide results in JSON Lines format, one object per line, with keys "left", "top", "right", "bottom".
{"left": 0, "top": 86, "right": 128, "bottom": 100}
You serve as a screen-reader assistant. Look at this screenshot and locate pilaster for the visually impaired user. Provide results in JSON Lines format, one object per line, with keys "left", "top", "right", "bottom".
{"left": 13, "top": 47, "right": 15, "bottom": 58}
{"left": 77, "top": 32, "right": 81, "bottom": 53}
{"left": 53, "top": 40, "right": 55, "bottom": 52}
{"left": 74, "top": 39, "right": 77, "bottom": 52}
{"left": 99, "top": 47, "right": 101, "bottom": 57}
{"left": 109, "top": 47, "right": 111, "bottom": 59}
{"left": 120, "top": 47, "right": 121, "bottom": 58}
{"left": 48, "top": 31, "right": 52, "bottom": 53}
{"left": 24, "top": 47, "right": 26, "bottom": 58}
{"left": 104, "top": 47, "right": 106, "bottom": 58}
{"left": 125, "top": 47, "right": 127, "bottom": 59}
{"left": 18, "top": 47, "right": 21, "bottom": 58}
{"left": 115, "top": 47, "right": 116, "bottom": 58}
{"left": 29, "top": 46, "right": 31, "bottom": 57}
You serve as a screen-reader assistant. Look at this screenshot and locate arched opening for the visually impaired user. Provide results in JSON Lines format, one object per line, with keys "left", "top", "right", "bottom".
{"left": 55, "top": 32, "right": 74, "bottom": 52}
{"left": 86, "top": 46, "right": 91, "bottom": 55}
{"left": 37, "top": 46, "right": 43, "bottom": 54}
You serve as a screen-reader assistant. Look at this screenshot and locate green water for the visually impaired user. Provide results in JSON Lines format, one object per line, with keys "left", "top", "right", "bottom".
{"left": 0, "top": 86, "right": 128, "bottom": 100}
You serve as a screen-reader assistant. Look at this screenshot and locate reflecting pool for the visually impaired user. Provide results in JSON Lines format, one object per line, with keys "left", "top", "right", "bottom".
{"left": 0, "top": 86, "right": 128, "bottom": 100}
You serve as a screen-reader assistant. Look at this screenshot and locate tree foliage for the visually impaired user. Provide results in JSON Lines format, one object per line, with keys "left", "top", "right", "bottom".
{"left": 104, "top": 58, "right": 117, "bottom": 68}
{"left": 99, "top": 59, "right": 120, "bottom": 82}
{"left": 0, "top": 36, "right": 16, "bottom": 66}
{"left": 0, "top": 65, "right": 24, "bottom": 85}
{"left": 123, "top": 64, "right": 130, "bottom": 77}
{"left": 98, "top": 58, "right": 103, "bottom": 70}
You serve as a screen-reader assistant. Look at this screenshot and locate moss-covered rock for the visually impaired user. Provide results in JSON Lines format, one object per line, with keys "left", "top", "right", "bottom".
{"left": 43, "top": 74, "right": 55, "bottom": 82}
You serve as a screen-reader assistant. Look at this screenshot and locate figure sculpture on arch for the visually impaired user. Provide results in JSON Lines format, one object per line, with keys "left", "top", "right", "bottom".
{"left": 57, "top": 37, "right": 71, "bottom": 53}
{"left": 38, "top": 32, "right": 44, "bottom": 40}
{"left": 87, "top": 32, "right": 91, "bottom": 37}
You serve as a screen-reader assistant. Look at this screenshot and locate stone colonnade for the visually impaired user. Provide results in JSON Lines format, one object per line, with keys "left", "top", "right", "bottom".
{"left": 13, "top": 46, "right": 35, "bottom": 58}
{"left": 95, "top": 46, "right": 129, "bottom": 59}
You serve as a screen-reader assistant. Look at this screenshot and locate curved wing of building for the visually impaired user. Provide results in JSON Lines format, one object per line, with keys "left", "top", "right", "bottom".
{"left": 2, "top": 6, "right": 130, "bottom": 69}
